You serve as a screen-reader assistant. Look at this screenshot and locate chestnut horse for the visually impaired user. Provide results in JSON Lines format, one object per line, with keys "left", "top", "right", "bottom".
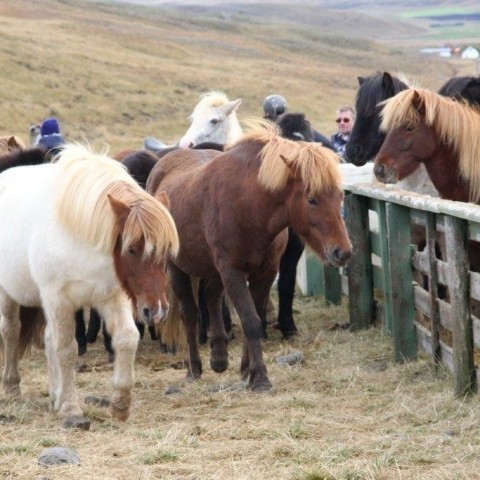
{"left": 0, "top": 144, "right": 179, "bottom": 422}
{"left": 374, "top": 88, "right": 480, "bottom": 203}
{"left": 146, "top": 122, "right": 352, "bottom": 390}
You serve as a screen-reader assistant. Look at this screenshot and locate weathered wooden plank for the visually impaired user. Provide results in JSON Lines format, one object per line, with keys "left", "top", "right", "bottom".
{"left": 444, "top": 216, "right": 475, "bottom": 396}
{"left": 344, "top": 193, "right": 374, "bottom": 330}
{"left": 386, "top": 203, "right": 416, "bottom": 362}
{"left": 347, "top": 183, "right": 480, "bottom": 223}
{"left": 414, "top": 285, "right": 430, "bottom": 318}
{"left": 373, "top": 199, "right": 393, "bottom": 334}
{"left": 426, "top": 212, "right": 441, "bottom": 365}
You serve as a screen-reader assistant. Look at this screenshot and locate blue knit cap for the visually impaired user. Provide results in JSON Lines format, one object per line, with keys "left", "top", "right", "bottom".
{"left": 40, "top": 118, "right": 60, "bottom": 136}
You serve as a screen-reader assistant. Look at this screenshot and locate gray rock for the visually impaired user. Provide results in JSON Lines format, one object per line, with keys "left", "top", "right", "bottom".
{"left": 276, "top": 351, "right": 305, "bottom": 366}
{"left": 165, "top": 385, "right": 181, "bottom": 395}
{"left": 38, "top": 447, "right": 80, "bottom": 466}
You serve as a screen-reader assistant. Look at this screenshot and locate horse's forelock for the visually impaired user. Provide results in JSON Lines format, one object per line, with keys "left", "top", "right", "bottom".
{"left": 257, "top": 133, "right": 342, "bottom": 194}
{"left": 121, "top": 198, "right": 179, "bottom": 263}
{"left": 357, "top": 72, "right": 410, "bottom": 116}
{"left": 192, "top": 91, "right": 230, "bottom": 116}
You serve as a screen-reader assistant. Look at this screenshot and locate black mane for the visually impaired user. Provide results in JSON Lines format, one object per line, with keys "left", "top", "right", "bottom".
{"left": 356, "top": 72, "right": 409, "bottom": 115}
{"left": 277, "top": 113, "right": 313, "bottom": 142}
{"left": 0, "top": 148, "right": 48, "bottom": 174}
{"left": 438, "top": 75, "right": 480, "bottom": 107}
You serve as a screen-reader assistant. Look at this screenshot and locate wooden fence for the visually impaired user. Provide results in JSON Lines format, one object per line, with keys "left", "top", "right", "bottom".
{"left": 300, "top": 182, "right": 480, "bottom": 397}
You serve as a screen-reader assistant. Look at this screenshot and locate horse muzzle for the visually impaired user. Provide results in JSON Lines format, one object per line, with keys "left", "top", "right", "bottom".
{"left": 326, "top": 246, "right": 352, "bottom": 267}
{"left": 374, "top": 162, "right": 398, "bottom": 184}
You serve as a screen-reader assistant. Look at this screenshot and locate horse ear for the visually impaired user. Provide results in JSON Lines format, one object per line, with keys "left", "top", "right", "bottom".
{"left": 382, "top": 72, "right": 395, "bottom": 96}
{"left": 7, "top": 136, "right": 18, "bottom": 148}
{"left": 222, "top": 99, "right": 242, "bottom": 116}
{"left": 155, "top": 190, "right": 171, "bottom": 210}
{"left": 108, "top": 195, "right": 131, "bottom": 229}
{"left": 357, "top": 76, "right": 365, "bottom": 85}
{"left": 411, "top": 90, "right": 426, "bottom": 115}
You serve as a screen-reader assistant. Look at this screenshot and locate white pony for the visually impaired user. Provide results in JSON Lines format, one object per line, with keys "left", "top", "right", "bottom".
{"left": 178, "top": 91, "right": 243, "bottom": 148}
{"left": 0, "top": 144, "right": 179, "bottom": 421}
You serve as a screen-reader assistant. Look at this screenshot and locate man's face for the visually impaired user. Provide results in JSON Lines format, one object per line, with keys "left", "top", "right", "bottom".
{"left": 336, "top": 111, "right": 354, "bottom": 135}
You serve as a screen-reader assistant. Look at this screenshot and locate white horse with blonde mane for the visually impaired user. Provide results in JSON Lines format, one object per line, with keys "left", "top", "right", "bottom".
{"left": 178, "top": 91, "right": 242, "bottom": 148}
{"left": 0, "top": 144, "right": 179, "bottom": 422}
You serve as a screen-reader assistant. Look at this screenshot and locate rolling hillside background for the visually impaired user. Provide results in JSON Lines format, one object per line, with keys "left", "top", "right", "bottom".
{"left": 0, "top": 0, "right": 478, "bottom": 151}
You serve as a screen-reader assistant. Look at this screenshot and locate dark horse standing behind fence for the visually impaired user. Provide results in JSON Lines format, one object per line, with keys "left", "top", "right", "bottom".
{"left": 146, "top": 122, "right": 352, "bottom": 391}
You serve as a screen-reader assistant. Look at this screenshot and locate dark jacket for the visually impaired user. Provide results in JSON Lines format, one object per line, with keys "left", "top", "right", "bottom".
{"left": 331, "top": 132, "right": 350, "bottom": 159}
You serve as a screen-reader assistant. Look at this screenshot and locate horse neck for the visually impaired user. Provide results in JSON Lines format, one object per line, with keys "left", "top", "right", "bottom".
{"left": 423, "top": 149, "right": 469, "bottom": 202}
{"left": 225, "top": 117, "right": 243, "bottom": 145}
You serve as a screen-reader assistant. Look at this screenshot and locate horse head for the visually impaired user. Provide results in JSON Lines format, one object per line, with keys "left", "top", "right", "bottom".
{"left": 346, "top": 72, "right": 410, "bottom": 166}
{"left": 178, "top": 91, "right": 242, "bottom": 148}
{"left": 108, "top": 191, "right": 176, "bottom": 326}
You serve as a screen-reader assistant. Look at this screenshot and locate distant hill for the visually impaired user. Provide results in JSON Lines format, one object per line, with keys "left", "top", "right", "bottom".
{"left": 0, "top": 0, "right": 477, "bottom": 151}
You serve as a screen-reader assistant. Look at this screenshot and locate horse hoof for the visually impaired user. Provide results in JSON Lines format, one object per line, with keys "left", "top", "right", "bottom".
{"left": 78, "top": 345, "right": 87, "bottom": 356}
{"left": 210, "top": 358, "right": 228, "bottom": 373}
{"left": 251, "top": 380, "right": 273, "bottom": 392}
{"left": 282, "top": 330, "right": 298, "bottom": 340}
{"left": 109, "top": 404, "right": 130, "bottom": 421}
{"left": 63, "top": 415, "right": 91, "bottom": 431}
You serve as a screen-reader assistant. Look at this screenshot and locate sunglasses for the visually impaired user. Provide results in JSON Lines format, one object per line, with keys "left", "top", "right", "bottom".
{"left": 336, "top": 117, "right": 351, "bottom": 124}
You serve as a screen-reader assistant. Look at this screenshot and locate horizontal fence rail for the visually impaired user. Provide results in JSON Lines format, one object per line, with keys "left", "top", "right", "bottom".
{"left": 300, "top": 182, "right": 480, "bottom": 397}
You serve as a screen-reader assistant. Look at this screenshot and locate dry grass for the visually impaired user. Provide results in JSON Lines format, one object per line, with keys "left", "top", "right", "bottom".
{"left": 1, "top": 292, "right": 480, "bottom": 479}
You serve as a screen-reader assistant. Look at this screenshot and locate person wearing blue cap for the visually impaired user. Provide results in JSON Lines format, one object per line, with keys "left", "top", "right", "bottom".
{"left": 36, "top": 117, "right": 65, "bottom": 158}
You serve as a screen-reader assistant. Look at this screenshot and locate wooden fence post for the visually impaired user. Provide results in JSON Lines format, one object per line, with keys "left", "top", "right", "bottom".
{"left": 344, "top": 193, "right": 374, "bottom": 330}
{"left": 386, "top": 204, "right": 416, "bottom": 362}
{"left": 444, "top": 216, "right": 475, "bottom": 396}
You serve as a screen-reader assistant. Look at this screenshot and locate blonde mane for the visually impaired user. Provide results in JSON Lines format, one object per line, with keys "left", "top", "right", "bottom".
{"left": 191, "top": 91, "right": 231, "bottom": 117}
{"left": 235, "top": 119, "right": 342, "bottom": 194}
{"left": 380, "top": 88, "right": 480, "bottom": 202}
{"left": 55, "top": 144, "right": 179, "bottom": 261}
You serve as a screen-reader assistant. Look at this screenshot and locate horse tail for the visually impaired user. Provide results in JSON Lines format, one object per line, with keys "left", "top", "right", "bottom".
{"left": 157, "top": 286, "right": 186, "bottom": 352}
{"left": 18, "top": 307, "right": 45, "bottom": 358}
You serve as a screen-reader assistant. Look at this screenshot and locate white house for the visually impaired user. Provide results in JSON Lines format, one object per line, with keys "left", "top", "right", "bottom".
{"left": 461, "top": 46, "right": 479, "bottom": 60}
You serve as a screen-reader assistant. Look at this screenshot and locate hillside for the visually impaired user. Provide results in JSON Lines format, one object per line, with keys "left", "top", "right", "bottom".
{"left": 0, "top": 0, "right": 477, "bottom": 151}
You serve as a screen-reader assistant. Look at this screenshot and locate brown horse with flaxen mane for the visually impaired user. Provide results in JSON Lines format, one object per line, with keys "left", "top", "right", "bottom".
{"left": 374, "top": 88, "right": 480, "bottom": 203}
{"left": 146, "top": 121, "right": 352, "bottom": 391}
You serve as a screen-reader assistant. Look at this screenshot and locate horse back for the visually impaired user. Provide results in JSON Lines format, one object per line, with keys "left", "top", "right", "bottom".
{"left": 146, "top": 149, "right": 220, "bottom": 196}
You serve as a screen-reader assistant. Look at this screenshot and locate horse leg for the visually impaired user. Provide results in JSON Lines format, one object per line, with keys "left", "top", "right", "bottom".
{"left": 168, "top": 262, "right": 203, "bottom": 380}
{"left": 102, "top": 321, "right": 115, "bottom": 363}
{"left": 219, "top": 266, "right": 272, "bottom": 391}
{"left": 197, "top": 278, "right": 209, "bottom": 344}
{"left": 0, "top": 291, "right": 21, "bottom": 397}
{"left": 41, "top": 296, "right": 83, "bottom": 417}
{"left": 221, "top": 295, "right": 233, "bottom": 340}
{"left": 96, "top": 294, "right": 139, "bottom": 421}
{"left": 204, "top": 278, "right": 229, "bottom": 373}
{"left": 86, "top": 308, "right": 101, "bottom": 343}
{"left": 276, "top": 228, "right": 304, "bottom": 338}
{"left": 74, "top": 309, "right": 87, "bottom": 356}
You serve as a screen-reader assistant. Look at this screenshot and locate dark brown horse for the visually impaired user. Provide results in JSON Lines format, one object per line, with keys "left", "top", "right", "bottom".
{"left": 146, "top": 122, "right": 352, "bottom": 391}
{"left": 374, "top": 88, "right": 480, "bottom": 203}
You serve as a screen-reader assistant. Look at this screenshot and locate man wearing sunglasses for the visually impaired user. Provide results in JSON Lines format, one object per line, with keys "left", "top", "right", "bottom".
{"left": 331, "top": 106, "right": 356, "bottom": 160}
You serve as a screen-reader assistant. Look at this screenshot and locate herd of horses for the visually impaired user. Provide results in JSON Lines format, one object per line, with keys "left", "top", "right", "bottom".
{"left": 0, "top": 73, "right": 479, "bottom": 423}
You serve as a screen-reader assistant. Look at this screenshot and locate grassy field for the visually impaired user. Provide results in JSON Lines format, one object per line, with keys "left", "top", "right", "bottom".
{"left": 2, "top": 294, "right": 480, "bottom": 479}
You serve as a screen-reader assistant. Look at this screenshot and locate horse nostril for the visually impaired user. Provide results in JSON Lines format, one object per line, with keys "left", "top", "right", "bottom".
{"left": 374, "top": 164, "right": 385, "bottom": 178}
{"left": 142, "top": 308, "right": 152, "bottom": 322}
{"left": 332, "top": 248, "right": 352, "bottom": 265}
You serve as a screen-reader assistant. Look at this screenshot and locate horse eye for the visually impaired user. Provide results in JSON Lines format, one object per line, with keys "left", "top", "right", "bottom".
{"left": 210, "top": 118, "right": 220, "bottom": 125}
{"left": 307, "top": 197, "right": 318, "bottom": 205}
{"left": 127, "top": 246, "right": 136, "bottom": 255}
{"left": 406, "top": 124, "right": 415, "bottom": 132}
